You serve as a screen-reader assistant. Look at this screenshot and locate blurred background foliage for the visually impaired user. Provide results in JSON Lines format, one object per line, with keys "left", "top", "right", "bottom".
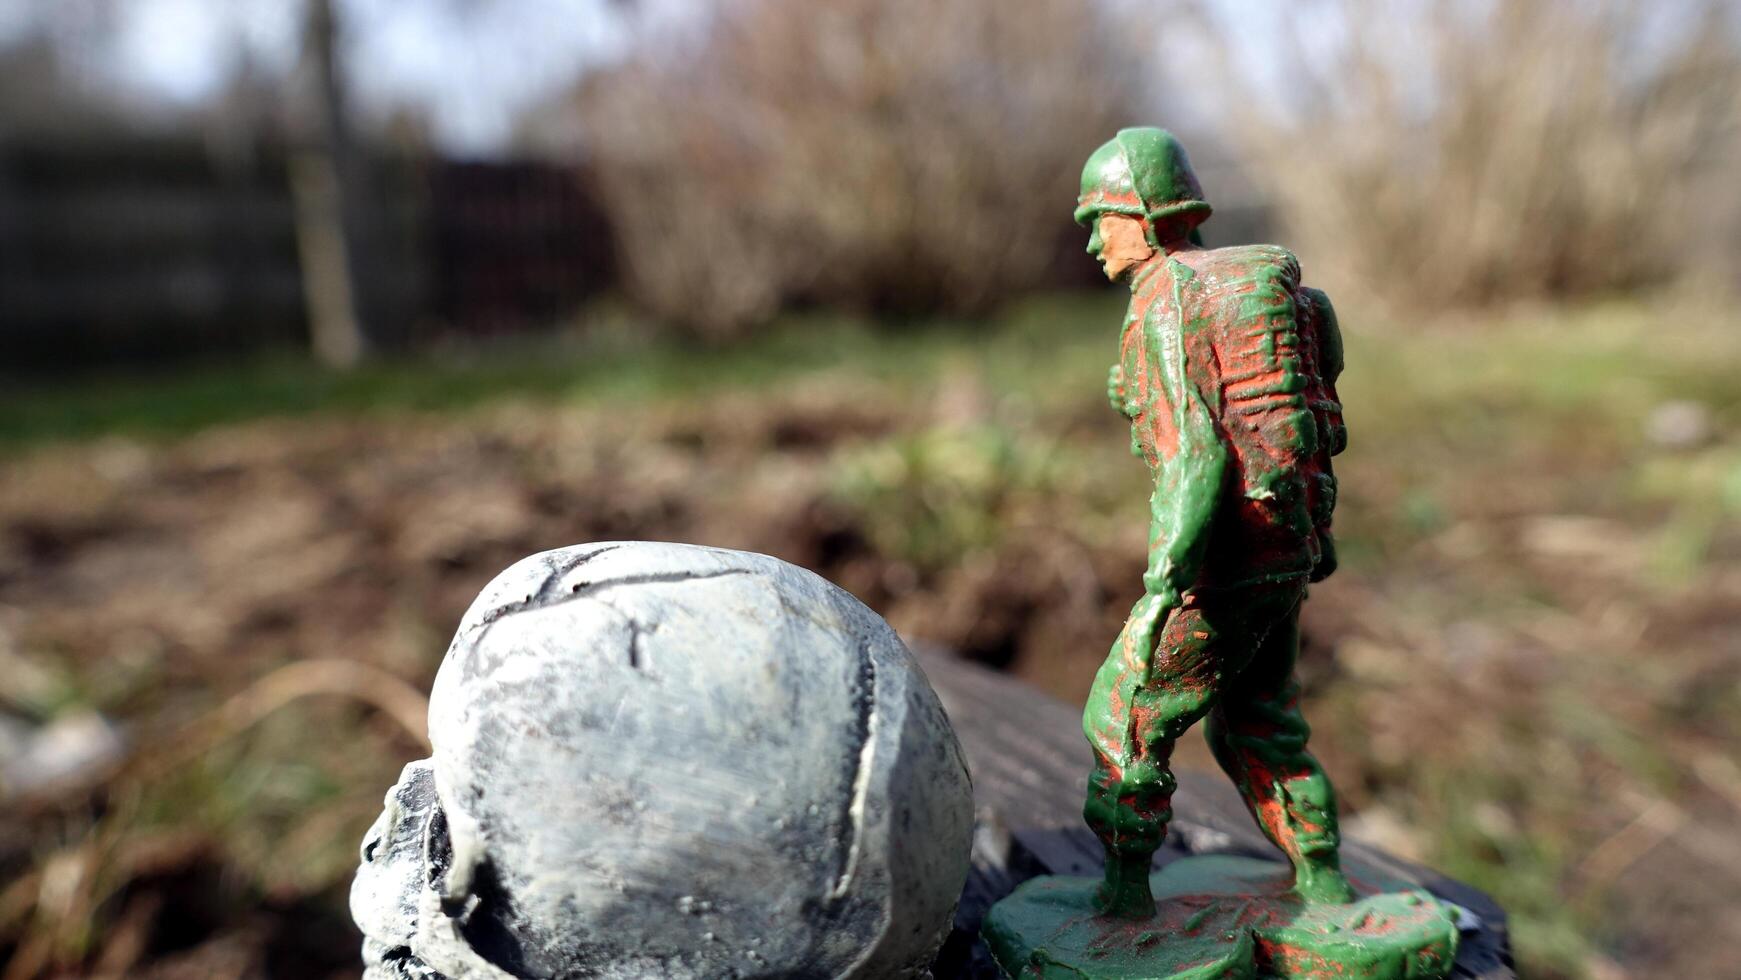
{"left": 570, "top": 0, "right": 1148, "bottom": 333}
{"left": 1, "top": 1, "right": 1739, "bottom": 979}
{"left": 1189, "top": 0, "right": 1741, "bottom": 307}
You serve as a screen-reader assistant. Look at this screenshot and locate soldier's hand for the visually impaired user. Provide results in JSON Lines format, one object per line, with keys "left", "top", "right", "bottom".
{"left": 1125, "top": 588, "right": 1179, "bottom": 664}
{"left": 1106, "top": 364, "right": 1127, "bottom": 414}
{"left": 1141, "top": 565, "right": 1183, "bottom": 601}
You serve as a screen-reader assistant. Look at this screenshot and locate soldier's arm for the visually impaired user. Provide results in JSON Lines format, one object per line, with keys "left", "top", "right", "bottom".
{"left": 1143, "top": 363, "right": 1225, "bottom": 602}
{"left": 1121, "top": 339, "right": 1225, "bottom": 680}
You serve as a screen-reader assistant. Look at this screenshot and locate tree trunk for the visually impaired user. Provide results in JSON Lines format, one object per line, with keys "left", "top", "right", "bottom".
{"left": 290, "top": 0, "right": 369, "bottom": 368}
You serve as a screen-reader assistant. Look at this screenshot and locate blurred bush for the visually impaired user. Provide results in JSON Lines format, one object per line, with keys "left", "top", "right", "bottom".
{"left": 1191, "top": 0, "right": 1741, "bottom": 308}
{"left": 828, "top": 424, "right": 1067, "bottom": 573}
{"left": 567, "top": 0, "right": 1147, "bottom": 337}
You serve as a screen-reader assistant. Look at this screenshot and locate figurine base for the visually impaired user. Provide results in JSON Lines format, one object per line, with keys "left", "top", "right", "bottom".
{"left": 982, "top": 854, "right": 1460, "bottom": 979}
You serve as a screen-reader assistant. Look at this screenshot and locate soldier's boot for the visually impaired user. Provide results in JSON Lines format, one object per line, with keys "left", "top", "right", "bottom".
{"left": 1082, "top": 601, "right": 1224, "bottom": 919}
{"left": 1083, "top": 743, "right": 1175, "bottom": 918}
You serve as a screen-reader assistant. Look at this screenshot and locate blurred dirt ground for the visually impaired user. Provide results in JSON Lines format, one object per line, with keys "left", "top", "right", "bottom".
{"left": 1, "top": 297, "right": 1738, "bottom": 979}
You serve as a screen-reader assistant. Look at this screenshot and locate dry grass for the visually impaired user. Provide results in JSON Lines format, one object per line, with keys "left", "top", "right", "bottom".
{"left": 560, "top": 0, "right": 1145, "bottom": 335}
{"left": 1182, "top": 0, "right": 1741, "bottom": 309}
{"left": 529, "top": 0, "right": 1741, "bottom": 334}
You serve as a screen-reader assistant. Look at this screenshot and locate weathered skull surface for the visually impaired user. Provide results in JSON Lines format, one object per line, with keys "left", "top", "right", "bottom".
{"left": 352, "top": 542, "right": 975, "bottom": 979}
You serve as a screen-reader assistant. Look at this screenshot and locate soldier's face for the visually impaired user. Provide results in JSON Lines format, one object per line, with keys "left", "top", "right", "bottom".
{"left": 1089, "top": 214, "right": 1153, "bottom": 282}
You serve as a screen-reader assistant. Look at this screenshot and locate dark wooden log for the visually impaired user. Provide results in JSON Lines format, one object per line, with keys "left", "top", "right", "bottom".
{"left": 913, "top": 647, "right": 1515, "bottom": 980}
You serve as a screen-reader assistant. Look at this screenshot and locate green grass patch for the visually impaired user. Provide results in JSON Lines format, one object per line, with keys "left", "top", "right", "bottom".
{"left": 9, "top": 295, "right": 1727, "bottom": 454}
{"left": 1, "top": 294, "right": 1129, "bottom": 451}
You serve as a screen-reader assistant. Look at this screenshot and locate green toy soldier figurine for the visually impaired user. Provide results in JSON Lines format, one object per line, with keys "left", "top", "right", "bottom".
{"left": 982, "top": 128, "right": 1462, "bottom": 978}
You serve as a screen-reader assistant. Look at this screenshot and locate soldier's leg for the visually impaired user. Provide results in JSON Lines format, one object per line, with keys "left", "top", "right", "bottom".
{"left": 1082, "top": 594, "right": 1226, "bottom": 919}
{"left": 1205, "top": 591, "right": 1355, "bottom": 904}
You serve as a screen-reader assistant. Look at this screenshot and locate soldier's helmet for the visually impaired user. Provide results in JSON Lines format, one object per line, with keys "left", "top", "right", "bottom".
{"left": 1075, "top": 127, "right": 1212, "bottom": 245}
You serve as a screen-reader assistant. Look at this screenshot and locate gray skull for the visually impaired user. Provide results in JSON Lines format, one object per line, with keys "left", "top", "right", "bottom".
{"left": 351, "top": 542, "right": 975, "bottom": 979}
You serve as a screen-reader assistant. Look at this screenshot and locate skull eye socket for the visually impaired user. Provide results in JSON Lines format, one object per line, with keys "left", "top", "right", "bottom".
{"left": 425, "top": 806, "right": 453, "bottom": 892}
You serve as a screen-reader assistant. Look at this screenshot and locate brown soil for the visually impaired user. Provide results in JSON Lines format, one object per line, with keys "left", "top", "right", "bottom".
{"left": 1, "top": 384, "right": 1737, "bottom": 978}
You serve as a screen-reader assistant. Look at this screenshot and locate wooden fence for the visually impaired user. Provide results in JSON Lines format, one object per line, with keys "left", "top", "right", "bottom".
{"left": 0, "top": 137, "right": 615, "bottom": 370}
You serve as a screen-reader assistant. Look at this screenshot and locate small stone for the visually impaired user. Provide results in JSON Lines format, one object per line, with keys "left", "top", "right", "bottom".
{"left": 0, "top": 710, "right": 125, "bottom": 799}
{"left": 1646, "top": 400, "right": 1712, "bottom": 450}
